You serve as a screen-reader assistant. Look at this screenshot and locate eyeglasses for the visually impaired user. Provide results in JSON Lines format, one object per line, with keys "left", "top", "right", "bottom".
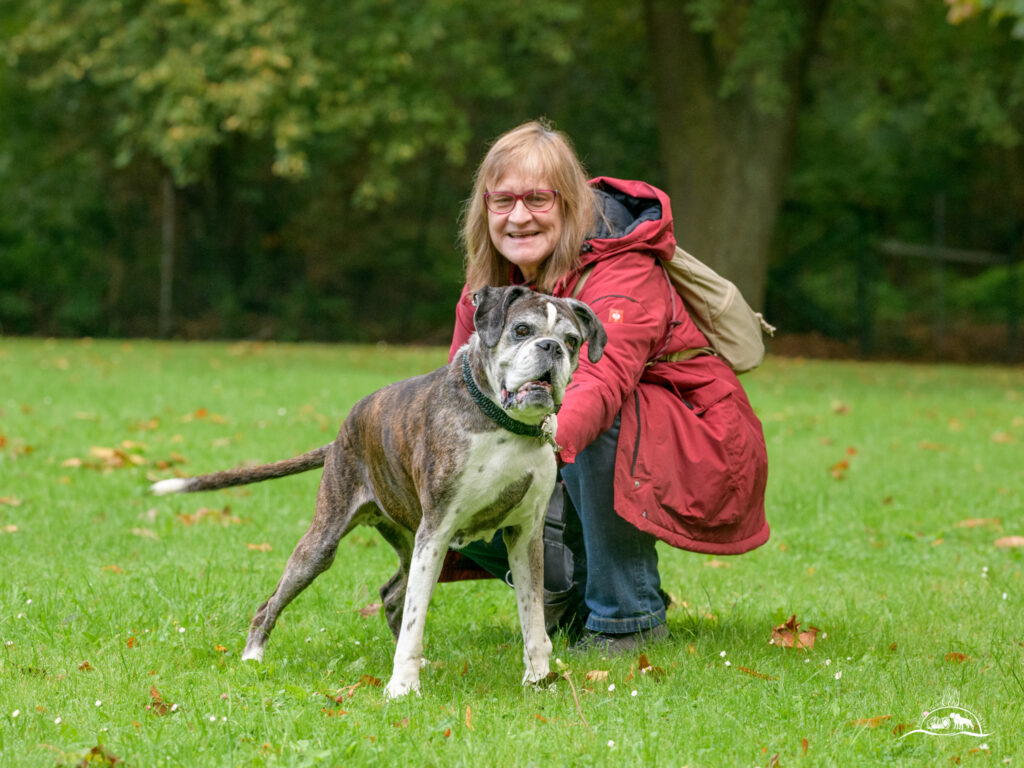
{"left": 484, "top": 189, "right": 559, "bottom": 215}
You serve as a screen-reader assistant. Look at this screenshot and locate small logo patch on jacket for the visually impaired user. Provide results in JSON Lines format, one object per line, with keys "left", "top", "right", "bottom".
{"left": 608, "top": 308, "right": 624, "bottom": 324}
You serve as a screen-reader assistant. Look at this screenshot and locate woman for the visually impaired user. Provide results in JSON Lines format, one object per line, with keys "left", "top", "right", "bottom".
{"left": 442, "top": 120, "right": 769, "bottom": 654}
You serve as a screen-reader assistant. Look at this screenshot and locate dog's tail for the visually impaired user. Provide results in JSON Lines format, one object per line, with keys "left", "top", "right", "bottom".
{"left": 150, "top": 444, "right": 331, "bottom": 496}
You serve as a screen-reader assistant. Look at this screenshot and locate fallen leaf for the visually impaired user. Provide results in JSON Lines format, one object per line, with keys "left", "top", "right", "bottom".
{"left": 829, "top": 459, "right": 850, "bottom": 479}
{"left": 991, "top": 432, "right": 1014, "bottom": 444}
{"left": 147, "top": 685, "right": 174, "bottom": 716}
{"left": 637, "top": 653, "right": 666, "bottom": 680}
{"left": 465, "top": 705, "right": 474, "bottom": 730}
{"left": 995, "top": 536, "right": 1024, "bottom": 549}
{"left": 737, "top": 666, "right": 777, "bottom": 681}
{"left": 78, "top": 661, "right": 93, "bottom": 672}
{"left": 892, "top": 722, "right": 915, "bottom": 736}
{"left": 214, "top": 645, "right": 227, "bottom": 653}
{"left": 320, "top": 708, "right": 348, "bottom": 717}
{"left": 945, "top": 652, "right": 970, "bottom": 663}
{"left": 831, "top": 401, "right": 850, "bottom": 414}
{"left": 246, "top": 542, "right": 272, "bottom": 552}
{"left": 359, "top": 674, "right": 382, "bottom": 687}
{"left": 0, "top": 496, "right": 22, "bottom": 506}
{"left": 585, "top": 669, "right": 610, "bottom": 682}
{"left": 392, "top": 717, "right": 410, "bottom": 728}
{"left": 848, "top": 715, "right": 891, "bottom": 728}
{"left": 126, "top": 636, "right": 137, "bottom": 648}
{"left": 358, "top": 602, "right": 381, "bottom": 618}
{"left": 771, "top": 615, "right": 820, "bottom": 651}
{"left": 956, "top": 518, "right": 1001, "bottom": 528}
{"left": 801, "top": 737, "right": 809, "bottom": 756}
{"left": 443, "top": 727, "right": 452, "bottom": 738}
{"left": 177, "top": 506, "right": 243, "bottom": 526}
{"left": 1, "top": 525, "right": 18, "bottom": 534}
{"left": 102, "top": 565, "right": 124, "bottom": 574}
{"left": 72, "top": 745, "right": 122, "bottom": 767}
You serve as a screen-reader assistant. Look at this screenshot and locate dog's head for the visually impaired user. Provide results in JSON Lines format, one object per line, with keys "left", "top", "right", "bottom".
{"left": 472, "top": 285, "right": 607, "bottom": 421}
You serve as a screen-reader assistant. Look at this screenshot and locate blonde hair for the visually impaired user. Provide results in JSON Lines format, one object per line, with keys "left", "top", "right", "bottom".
{"left": 461, "top": 120, "right": 596, "bottom": 293}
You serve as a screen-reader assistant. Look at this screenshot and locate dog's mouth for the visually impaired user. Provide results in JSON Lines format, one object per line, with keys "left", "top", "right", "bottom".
{"left": 501, "top": 371, "right": 554, "bottom": 409}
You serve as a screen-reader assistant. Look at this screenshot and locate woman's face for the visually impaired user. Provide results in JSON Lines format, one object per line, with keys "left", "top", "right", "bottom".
{"left": 487, "top": 171, "right": 563, "bottom": 283}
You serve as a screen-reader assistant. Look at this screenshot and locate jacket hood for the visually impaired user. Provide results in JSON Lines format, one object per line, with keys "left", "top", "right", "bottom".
{"left": 583, "top": 177, "right": 676, "bottom": 265}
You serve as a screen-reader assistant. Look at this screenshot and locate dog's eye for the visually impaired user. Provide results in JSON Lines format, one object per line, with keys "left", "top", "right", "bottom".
{"left": 513, "top": 324, "right": 531, "bottom": 339}
{"left": 565, "top": 335, "right": 581, "bottom": 353}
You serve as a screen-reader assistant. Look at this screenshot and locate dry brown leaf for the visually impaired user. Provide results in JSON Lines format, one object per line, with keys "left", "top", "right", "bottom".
{"left": 1, "top": 525, "right": 18, "bottom": 534}
{"left": 78, "top": 661, "right": 93, "bottom": 672}
{"left": 956, "top": 518, "right": 1001, "bottom": 528}
{"left": 945, "top": 652, "right": 970, "bottom": 663}
{"left": 177, "top": 506, "right": 243, "bottom": 526}
{"left": 848, "top": 715, "right": 891, "bottom": 728}
{"left": 147, "top": 685, "right": 174, "bottom": 716}
{"left": 771, "top": 615, "right": 820, "bottom": 650}
{"left": 585, "top": 669, "right": 610, "bottom": 682}
{"left": 737, "top": 666, "right": 777, "bottom": 681}
{"left": 465, "top": 705, "right": 474, "bottom": 731}
{"left": 102, "top": 565, "right": 125, "bottom": 574}
{"left": 358, "top": 602, "right": 381, "bottom": 618}
{"left": 0, "top": 496, "right": 22, "bottom": 506}
{"left": 995, "top": 536, "right": 1024, "bottom": 549}
{"left": 801, "top": 737, "right": 809, "bottom": 756}
{"left": 246, "top": 542, "right": 272, "bottom": 552}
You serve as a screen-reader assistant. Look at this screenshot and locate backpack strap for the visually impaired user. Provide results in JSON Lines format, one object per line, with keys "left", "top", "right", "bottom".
{"left": 570, "top": 264, "right": 595, "bottom": 300}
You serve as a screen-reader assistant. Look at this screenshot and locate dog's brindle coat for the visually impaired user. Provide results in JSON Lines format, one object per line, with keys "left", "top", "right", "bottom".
{"left": 151, "top": 286, "right": 606, "bottom": 699}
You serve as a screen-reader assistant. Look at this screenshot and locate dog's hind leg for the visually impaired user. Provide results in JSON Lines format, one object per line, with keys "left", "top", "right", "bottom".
{"left": 375, "top": 521, "right": 414, "bottom": 641}
{"left": 242, "top": 491, "right": 371, "bottom": 662}
{"left": 505, "top": 521, "right": 553, "bottom": 687}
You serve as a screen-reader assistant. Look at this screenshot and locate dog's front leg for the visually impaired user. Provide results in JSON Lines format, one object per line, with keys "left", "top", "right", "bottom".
{"left": 384, "top": 529, "right": 447, "bottom": 700}
{"left": 505, "top": 520, "right": 553, "bottom": 687}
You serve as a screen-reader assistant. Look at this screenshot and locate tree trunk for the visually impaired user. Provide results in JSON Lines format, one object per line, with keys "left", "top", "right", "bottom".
{"left": 159, "top": 172, "right": 176, "bottom": 337}
{"left": 644, "top": 0, "right": 829, "bottom": 309}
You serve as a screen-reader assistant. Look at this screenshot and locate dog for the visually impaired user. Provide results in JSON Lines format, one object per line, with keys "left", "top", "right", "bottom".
{"left": 150, "top": 285, "right": 606, "bottom": 699}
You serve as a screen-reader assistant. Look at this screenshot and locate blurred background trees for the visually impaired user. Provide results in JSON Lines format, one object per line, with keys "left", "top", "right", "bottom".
{"left": 1, "top": 0, "right": 1021, "bottom": 360}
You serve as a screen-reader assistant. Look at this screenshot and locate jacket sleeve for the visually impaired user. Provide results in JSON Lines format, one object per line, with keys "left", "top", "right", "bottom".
{"left": 555, "top": 252, "right": 674, "bottom": 463}
{"left": 448, "top": 284, "right": 476, "bottom": 363}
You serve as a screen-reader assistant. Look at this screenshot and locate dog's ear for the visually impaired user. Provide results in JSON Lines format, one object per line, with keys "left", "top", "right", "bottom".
{"left": 565, "top": 298, "right": 607, "bottom": 363}
{"left": 473, "top": 285, "right": 532, "bottom": 348}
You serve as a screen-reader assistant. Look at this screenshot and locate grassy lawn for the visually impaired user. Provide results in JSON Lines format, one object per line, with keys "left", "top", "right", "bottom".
{"left": 1, "top": 337, "right": 1022, "bottom": 767}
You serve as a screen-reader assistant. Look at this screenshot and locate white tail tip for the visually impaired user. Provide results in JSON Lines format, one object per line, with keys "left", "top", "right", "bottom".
{"left": 150, "top": 478, "right": 190, "bottom": 496}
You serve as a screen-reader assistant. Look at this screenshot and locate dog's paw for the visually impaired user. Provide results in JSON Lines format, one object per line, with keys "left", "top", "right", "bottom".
{"left": 240, "top": 645, "right": 264, "bottom": 663}
{"left": 383, "top": 676, "right": 421, "bottom": 701}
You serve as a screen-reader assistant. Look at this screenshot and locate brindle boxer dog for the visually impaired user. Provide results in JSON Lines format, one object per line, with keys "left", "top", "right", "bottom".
{"left": 151, "top": 286, "right": 605, "bottom": 699}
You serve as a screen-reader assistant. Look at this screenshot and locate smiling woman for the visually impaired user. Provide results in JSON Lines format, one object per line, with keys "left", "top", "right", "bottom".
{"left": 441, "top": 120, "right": 770, "bottom": 655}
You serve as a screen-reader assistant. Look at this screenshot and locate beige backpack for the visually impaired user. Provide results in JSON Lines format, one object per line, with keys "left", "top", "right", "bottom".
{"left": 574, "top": 245, "right": 775, "bottom": 374}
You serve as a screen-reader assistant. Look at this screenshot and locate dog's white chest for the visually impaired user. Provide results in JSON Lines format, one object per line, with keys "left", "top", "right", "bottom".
{"left": 446, "top": 431, "right": 556, "bottom": 546}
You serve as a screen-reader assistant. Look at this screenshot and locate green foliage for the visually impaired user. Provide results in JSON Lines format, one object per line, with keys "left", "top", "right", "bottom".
{"left": 1, "top": 339, "right": 1023, "bottom": 765}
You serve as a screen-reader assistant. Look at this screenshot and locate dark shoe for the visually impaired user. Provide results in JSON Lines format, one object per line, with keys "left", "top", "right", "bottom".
{"left": 568, "top": 623, "right": 669, "bottom": 657}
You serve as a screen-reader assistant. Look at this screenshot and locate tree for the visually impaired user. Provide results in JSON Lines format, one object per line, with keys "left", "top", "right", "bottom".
{"left": 643, "top": 0, "right": 830, "bottom": 309}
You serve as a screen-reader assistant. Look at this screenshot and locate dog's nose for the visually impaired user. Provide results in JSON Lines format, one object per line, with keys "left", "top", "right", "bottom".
{"left": 536, "top": 339, "right": 563, "bottom": 356}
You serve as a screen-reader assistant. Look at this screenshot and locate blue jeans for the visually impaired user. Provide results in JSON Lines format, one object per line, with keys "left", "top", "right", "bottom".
{"left": 461, "top": 416, "right": 666, "bottom": 634}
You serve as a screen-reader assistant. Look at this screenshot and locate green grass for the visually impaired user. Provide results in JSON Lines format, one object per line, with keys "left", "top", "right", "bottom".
{"left": 1, "top": 337, "right": 1022, "bottom": 767}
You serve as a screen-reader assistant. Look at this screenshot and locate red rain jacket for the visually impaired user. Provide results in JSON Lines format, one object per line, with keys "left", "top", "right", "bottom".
{"left": 448, "top": 177, "right": 768, "bottom": 555}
